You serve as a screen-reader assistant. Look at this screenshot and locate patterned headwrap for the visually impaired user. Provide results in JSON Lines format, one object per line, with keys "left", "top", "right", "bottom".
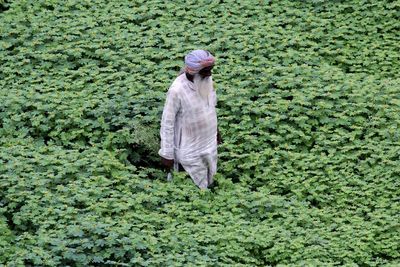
{"left": 184, "top": 50, "right": 215, "bottom": 75}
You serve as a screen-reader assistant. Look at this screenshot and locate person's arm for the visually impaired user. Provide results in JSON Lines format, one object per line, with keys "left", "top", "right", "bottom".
{"left": 159, "top": 88, "right": 180, "bottom": 168}
{"left": 217, "top": 128, "right": 222, "bottom": 145}
{"left": 212, "top": 88, "right": 223, "bottom": 145}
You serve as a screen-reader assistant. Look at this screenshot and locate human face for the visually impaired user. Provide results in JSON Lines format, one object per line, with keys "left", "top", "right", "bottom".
{"left": 198, "top": 65, "right": 213, "bottom": 78}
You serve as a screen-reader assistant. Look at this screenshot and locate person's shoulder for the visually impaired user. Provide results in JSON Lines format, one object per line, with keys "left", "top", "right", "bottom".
{"left": 168, "top": 74, "right": 186, "bottom": 94}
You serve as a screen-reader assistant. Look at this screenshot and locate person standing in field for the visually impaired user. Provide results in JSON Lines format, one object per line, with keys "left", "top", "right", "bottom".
{"left": 159, "top": 50, "right": 221, "bottom": 189}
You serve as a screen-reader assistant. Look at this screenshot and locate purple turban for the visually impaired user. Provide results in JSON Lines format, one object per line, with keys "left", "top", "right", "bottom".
{"left": 184, "top": 50, "right": 215, "bottom": 74}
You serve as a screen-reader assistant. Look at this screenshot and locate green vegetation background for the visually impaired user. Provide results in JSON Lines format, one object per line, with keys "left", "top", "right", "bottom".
{"left": 1, "top": 0, "right": 399, "bottom": 266}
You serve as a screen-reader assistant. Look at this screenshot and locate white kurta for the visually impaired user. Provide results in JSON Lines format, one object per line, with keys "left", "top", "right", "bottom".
{"left": 159, "top": 74, "right": 218, "bottom": 188}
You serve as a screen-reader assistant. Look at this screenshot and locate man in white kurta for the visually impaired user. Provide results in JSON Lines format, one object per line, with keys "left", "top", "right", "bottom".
{"left": 159, "top": 50, "right": 219, "bottom": 189}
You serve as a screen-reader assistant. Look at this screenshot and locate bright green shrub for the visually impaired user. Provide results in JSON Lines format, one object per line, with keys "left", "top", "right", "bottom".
{"left": 1, "top": 0, "right": 399, "bottom": 265}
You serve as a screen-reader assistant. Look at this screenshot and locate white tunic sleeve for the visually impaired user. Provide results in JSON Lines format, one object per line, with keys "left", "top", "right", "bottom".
{"left": 159, "top": 88, "right": 180, "bottom": 160}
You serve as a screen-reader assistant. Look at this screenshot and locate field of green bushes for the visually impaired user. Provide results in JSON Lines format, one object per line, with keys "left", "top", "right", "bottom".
{"left": 1, "top": 0, "right": 399, "bottom": 265}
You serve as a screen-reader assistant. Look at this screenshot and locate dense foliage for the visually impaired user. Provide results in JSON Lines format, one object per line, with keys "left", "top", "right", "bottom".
{"left": 1, "top": 0, "right": 399, "bottom": 265}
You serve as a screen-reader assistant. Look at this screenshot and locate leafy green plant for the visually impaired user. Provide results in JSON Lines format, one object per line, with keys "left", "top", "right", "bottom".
{"left": 0, "top": 0, "right": 399, "bottom": 265}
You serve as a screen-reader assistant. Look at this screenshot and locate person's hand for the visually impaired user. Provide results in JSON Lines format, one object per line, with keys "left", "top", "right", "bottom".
{"left": 161, "top": 157, "right": 174, "bottom": 169}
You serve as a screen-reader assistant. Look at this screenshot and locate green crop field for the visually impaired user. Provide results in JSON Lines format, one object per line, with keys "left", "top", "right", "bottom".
{"left": 1, "top": 0, "right": 399, "bottom": 266}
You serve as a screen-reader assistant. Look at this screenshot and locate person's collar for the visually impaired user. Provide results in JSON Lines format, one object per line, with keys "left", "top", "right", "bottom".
{"left": 183, "top": 73, "right": 195, "bottom": 91}
{"left": 185, "top": 72, "right": 194, "bottom": 83}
